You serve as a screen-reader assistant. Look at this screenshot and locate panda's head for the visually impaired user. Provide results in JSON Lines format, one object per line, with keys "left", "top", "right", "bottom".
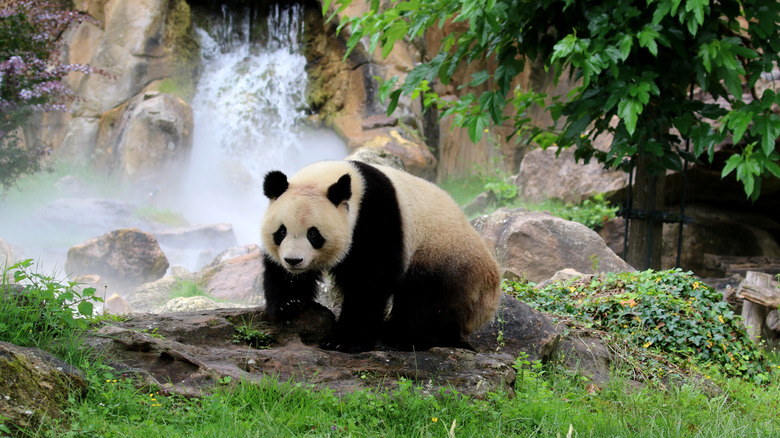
{"left": 260, "top": 163, "right": 358, "bottom": 273}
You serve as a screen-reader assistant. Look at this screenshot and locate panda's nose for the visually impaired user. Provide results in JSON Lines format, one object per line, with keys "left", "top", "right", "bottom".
{"left": 285, "top": 257, "right": 304, "bottom": 266}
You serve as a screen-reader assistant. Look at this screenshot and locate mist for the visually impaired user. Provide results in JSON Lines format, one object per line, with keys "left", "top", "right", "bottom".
{"left": 0, "top": 3, "right": 346, "bottom": 274}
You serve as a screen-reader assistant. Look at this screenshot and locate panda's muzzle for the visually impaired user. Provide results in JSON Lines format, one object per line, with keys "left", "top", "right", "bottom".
{"left": 284, "top": 257, "right": 304, "bottom": 267}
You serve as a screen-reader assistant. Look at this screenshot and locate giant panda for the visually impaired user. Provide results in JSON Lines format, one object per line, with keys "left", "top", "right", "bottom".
{"left": 261, "top": 160, "right": 502, "bottom": 353}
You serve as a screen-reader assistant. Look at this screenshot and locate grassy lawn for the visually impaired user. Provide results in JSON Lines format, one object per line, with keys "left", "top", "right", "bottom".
{"left": 3, "top": 261, "right": 780, "bottom": 437}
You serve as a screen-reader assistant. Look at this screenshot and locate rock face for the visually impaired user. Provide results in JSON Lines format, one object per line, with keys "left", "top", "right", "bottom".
{"left": 98, "top": 91, "right": 194, "bottom": 186}
{"left": 82, "top": 294, "right": 567, "bottom": 399}
{"left": 476, "top": 209, "right": 634, "bottom": 283}
{"left": 0, "top": 342, "right": 87, "bottom": 434}
{"left": 199, "top": 245, "right": 264, "bottom": 304}
{"left": 66, "top": 228, "right": 169, "bottom": 291}
{"left": 516, "top": 147, "right": 627, "bottom": 203}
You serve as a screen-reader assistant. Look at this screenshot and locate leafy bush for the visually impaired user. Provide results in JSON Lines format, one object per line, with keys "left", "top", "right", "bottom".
{"left": 0, "top": 1, "right": 102, "bottom": 192}
{"left": 0, "top": 259, "right": 101, "bottom": 347}
{"left": 169, "top": 279, "right": 209, "bottom": 299}
{"left": 506, "top": 269, "right": 771, "bottom": 382}
{"left": 547, "top": 193, "right": 618, "bottom": 230}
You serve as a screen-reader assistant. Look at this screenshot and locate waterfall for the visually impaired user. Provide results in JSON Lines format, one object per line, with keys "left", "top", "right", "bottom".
{"left": 177, "top": 3, "right": 347, "bottom": 248}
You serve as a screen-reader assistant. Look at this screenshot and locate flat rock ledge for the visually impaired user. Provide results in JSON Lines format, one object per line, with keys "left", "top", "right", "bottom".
{"left": 83, "top": 295, "right": 562, "bottom": 399}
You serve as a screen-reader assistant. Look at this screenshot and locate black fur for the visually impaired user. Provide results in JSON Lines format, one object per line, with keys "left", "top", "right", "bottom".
{"left": 263, "top": 171, "right": 288, "bottom": 199}
{"left": 263, "top": 161, "right": 463, "bottom": 353}
{"left": 262, "top": 253, "right": 321, "bottom": 323}
{"left": 326, "top": 174, "right": 352, "bottom": 206}
{"left": 319, "top": 161, "right": 405, "bottom": 353}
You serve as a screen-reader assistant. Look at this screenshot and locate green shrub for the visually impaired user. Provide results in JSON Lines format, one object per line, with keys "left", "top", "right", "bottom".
{"left": 0, "top": 259, "right": 101, "bottom": 348}
{"left": 506, "top": 269, "right": 771, "bottom": 382}
{"left": 547, "top": 193, "right": 618, "bottom": 230}
{"left": 168, "top": 279, "right": 208, "bottom": 299}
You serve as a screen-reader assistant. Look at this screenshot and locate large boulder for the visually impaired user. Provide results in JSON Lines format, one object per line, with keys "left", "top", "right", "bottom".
{"left": 0, "top": 342, "right": 86, "bottom": 434}
{"left": 516, "top": 147, "right": 627, "bottom": 203}
{"left": 67, "top": 0, "right": 169, "bottom": 118}
{"left": 199, "top": 245, "right": 264, "bottom": 304}
{"left": 96, "top": 91, "right": 194, "bottom": 185}
{"left": 65, "top": 228, "right": 169, "bottom": 292}
{"left": 476, "top": 209, "right": 634, "bottom": 283}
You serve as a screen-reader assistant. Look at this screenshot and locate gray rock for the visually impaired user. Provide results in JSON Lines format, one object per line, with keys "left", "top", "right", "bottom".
{"left": 476, "top": 208, "right": 634, "bottom": 283}
{"left": 66, "top": 228, "right": 169, "bottom": 292}
{"left": 516, "top": 147, "right": 627, "bottom": 204}
{"left": 0, "top": 342, "right": 86, "bottom": 434}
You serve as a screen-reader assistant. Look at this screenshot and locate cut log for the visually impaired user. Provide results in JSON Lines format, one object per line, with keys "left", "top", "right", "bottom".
{"left": 736, "top": 271, "right": 780, "bottom": 308}
{"left": 737, "top": 271, "right": 780, "bottom": 343}
{"left": 742, "top": 301, "right": 769, "bottom": 343}
{"left": 767, "top": 310, "right": 780, "bottom": 333}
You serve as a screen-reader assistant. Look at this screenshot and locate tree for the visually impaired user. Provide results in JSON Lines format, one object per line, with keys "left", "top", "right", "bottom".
{"left": 328, "top": 0, "right": 780, "bottom": 269}
{"left": 0, "top": 0, "right": 95, "bottom": 192}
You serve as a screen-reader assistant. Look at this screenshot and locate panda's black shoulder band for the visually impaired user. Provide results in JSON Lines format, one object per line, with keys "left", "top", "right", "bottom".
{"left": 264, "top": 170, "right": 288, "bottom": 199}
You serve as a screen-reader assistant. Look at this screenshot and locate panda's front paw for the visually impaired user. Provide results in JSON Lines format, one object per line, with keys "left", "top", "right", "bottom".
{"left": 266, "top": 298, "right": 306, "bottom": 323}
{"left": 319, "top": 334, "right": 372, "bottom": 353}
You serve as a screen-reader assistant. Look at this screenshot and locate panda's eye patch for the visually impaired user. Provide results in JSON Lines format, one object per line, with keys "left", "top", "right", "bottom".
{"left": 307, "top": 227, "right": 325, "bottom": 249}
{"left": 273, "top": 225, "right": 287, "bottom": 245}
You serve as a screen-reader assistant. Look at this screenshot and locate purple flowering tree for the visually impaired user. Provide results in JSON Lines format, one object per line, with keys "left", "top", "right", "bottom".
{"left": 0, "top": 0, "right": 97, "bottom": 192}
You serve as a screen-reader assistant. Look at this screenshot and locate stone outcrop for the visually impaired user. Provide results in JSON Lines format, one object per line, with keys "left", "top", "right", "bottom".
{"left": 96, "top": 90, "right": 194, "bottom": 186}
{"left": 516, "top": 147, "right": 627, "bottom": 203}
{"left": 42, "top": 0, "right": 196, "bottom": 186}
{"left": 81, "top": 294, "right": 566, "bottom": 399}
{"left": 0, "top": 342, "right": 87, "bottom": 434}
{"left": 199, "top": 245, "right": 264, "bottom": 304}
{"left": 65, "top": 228, "right": 170, "bottom": 291}
{"left": 475, "top": 209, "right": 634, "bottom": 283}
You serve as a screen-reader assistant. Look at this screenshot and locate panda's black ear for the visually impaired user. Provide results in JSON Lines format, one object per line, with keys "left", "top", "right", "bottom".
{"left": 263, "top": 171, "right": 288, "bottom": 199}
{"left": 327, "top": 173, "right": 351, "bottom": 206}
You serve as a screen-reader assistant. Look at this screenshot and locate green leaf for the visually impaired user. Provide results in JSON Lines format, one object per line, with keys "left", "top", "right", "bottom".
{"left": 638, "top": 26, "right": 659, "bottom": 56}
{"left": 727, "top": 110, "right": 753, "bottom": 145}
{"left": 386, "top": 89, "right": 403, "bottom": 115}
{"left": 618, "top": 97, "right": 643, "bottom": 135}
{"left": 552, "top": 34, "right": 578, "bottom": 62}
{"left": 469, "top": 70, "right": 490, "bottom": 87}
{"left": 78, "top": 301, "right": 94, "bottom": 318}
{"left": 467, "top": 111, "right": 491, "bottom": 143}
{"left": 765, "top": 160, "right": 780, "bottom": 178}
{"left": 750, "top": 113, "right": 780, "bottom": 156}
{"left": 618, "top": 34, "right": 633, "bottom": 61}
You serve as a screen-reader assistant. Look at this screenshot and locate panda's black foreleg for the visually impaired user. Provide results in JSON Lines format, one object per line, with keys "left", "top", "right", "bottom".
{"left": 319, "top": 279, "right": 392, "bottom": 353}
{"left": 262, "top": 253, "right": 321, "bottom": 323}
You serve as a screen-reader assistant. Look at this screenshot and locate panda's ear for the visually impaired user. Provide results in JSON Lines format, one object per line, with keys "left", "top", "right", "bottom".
{"left": 263, "top": 170, "right": 288, "bottom": 199}
{"left": 327, "top": 173, "right": 352, "bottom": 206}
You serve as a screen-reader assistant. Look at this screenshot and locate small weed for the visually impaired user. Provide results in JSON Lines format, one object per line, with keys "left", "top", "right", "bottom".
{"left": 232, "top": 321, "right": 272, "bottom": 349}
{"left": 134, "top": 207, "right": 189, "bottom": 227}
{"left": 0, "top": 259, "right": 101, "bottom": 348}
{"left": 139, "top": 327, "right": 165, "bottom": 339}
{"left": 169, "top": 279, "right": 208, "bottom": 299}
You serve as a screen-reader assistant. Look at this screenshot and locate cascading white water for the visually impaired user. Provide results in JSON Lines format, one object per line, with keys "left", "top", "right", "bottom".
{"left": 176, "top": 3, "right": 347, "bottom": 249}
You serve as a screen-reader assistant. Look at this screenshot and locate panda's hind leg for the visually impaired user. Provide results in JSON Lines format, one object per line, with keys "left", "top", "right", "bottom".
{"left": 383, "top": 265, "right": 470, "bottom": 351}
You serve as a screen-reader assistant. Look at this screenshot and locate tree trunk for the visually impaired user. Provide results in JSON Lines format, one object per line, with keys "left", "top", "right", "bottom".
{"left": 626, "top": 155, "right": 665, "bottom": 270}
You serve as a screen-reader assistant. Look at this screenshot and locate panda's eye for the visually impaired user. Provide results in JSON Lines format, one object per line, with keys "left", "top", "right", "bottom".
{"left": 273, "top": 225, "right": 287, "bottom": 245}
{"left": 307, "top": 227, "right": 325, "bottom": 249}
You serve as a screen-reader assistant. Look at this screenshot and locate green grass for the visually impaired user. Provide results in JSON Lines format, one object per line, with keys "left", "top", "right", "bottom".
{"left": 441, "top": 173, "right": 618, "bottom": 230}
{"left": 25, "top": 360, "right": 780, "bottom": 437}
{"left": 168, "top": 279, "right": 210, "bottom": 299}
{"left": 3, "top": 262, "right": 780, "bottom": 437}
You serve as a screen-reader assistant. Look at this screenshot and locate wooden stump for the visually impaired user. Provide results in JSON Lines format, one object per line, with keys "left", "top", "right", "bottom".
{"left": 736, "top": 271, "right": 780, "bottom": 345}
